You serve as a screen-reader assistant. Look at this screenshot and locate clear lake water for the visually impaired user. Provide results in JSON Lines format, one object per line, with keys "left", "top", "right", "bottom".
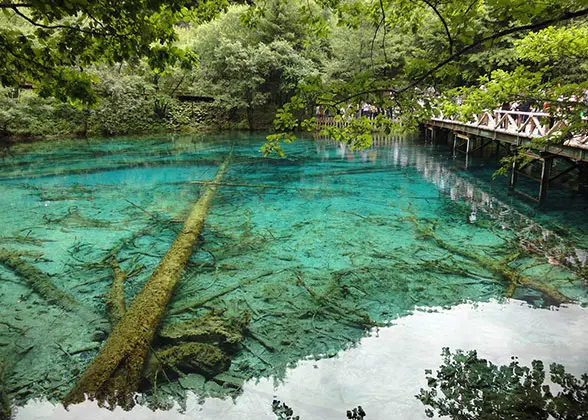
{"left": 0, "top": 132, "right": 587, "bottom": 419}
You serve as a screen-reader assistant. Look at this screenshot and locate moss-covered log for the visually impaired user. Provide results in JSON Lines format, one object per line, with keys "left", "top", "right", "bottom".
{"left": 0, "top": 248, "right": 80, "bottom": 311}
{"left": 158, "top": 312, "right": 248, "bottom": 353}
{"left": 0, "top": 362, "right": 11, "bottom": 420}
{"left": 63, "top": 154, "right": 231, "bottom": 409}
{"left": 143, "top": 342, "right": 230, "bottom": 382}
{"left": 105, "top": 259, "right": 127, "bottom": 326}
{"left": 427, "top": 231, "right": 573, "bottom": 305}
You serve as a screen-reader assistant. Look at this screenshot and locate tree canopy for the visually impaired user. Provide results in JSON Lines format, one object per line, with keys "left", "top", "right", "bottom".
{"left": 261, "top": 0, "right": 588, "bottom": 154}
{"left": 0, "top": 0, "right": 587, "bottom": 146}
{"left": 0, "top": 0, "right": 235, "bottom": 104}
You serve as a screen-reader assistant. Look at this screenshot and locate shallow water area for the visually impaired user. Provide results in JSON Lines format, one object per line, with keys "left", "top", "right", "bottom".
{"left": 1, "top": 132, "right": 587, "bottom": 419}
{"left": 14, "top": 300, "right": 588, "bottom": 419}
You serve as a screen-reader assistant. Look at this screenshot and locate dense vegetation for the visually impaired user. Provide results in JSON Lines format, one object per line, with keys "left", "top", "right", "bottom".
{"left": 1, "top": 0, "right": 586, "bottom": 145}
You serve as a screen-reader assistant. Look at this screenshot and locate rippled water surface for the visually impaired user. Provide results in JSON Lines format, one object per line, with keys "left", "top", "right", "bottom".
{"left": 0, "top": 133, "right": 587, "bottom": 419}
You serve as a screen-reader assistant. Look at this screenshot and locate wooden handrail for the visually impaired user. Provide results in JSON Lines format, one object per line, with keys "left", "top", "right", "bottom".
{"left": 315, "top": 109, "right": 587, "bottom": 145}
{"left": 431, "top": 109, "right": 588, "bottom": 146}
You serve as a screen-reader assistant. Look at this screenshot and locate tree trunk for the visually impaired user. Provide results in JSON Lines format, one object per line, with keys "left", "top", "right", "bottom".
{"left": 0, "top": 249, "right": 80, "bottom": 311}
{"left": 63, "top": 154, "right": 232, "bottom": 409}
{"left": 246, "top": 106, "right": 254, "bottom": 131}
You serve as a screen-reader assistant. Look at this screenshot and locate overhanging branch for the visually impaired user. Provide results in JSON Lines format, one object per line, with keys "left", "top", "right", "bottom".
{"left": 327, "top": 7, "right": 588, "bottom": 106}
{"left": 420, "top": 0, "right": 453, "bottom": 55}
{"left": 0, "top": 3, "right": 31, "bottom": 8}
{"left": 11, "top": 6, "right": 105, "bottom": 36}
{"left": 398, "top": 7, "right": 588, "bottom": 94}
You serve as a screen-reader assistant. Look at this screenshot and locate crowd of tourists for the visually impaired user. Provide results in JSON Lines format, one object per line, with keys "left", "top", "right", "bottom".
{"left": 315, "top": 102, "right": 395, "bottom": 120}
{"left": 498, "top": 88, "right": 588, "bottom": 119}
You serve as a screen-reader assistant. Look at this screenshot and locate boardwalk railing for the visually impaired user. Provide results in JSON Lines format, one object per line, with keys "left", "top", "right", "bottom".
{"left": 316, "top": 116, "right": 347, "bottom": 128}
{"left": 316, "top": 114, "right": 394, "bottom": 129}
{"left": 316, "top": 109, "right": 587, "bottom": 146}
{"left": 432, "top": 110, "right": 587, "bottom": 145}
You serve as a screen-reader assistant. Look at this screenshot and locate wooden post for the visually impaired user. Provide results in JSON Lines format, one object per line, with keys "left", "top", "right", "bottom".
{"left": 478, "top": 137, "right": 485, "bottom": 156}
{"left": 509, "top": 148, "right": 518, "bottom": 191}
{"left": 578, "top": 162, "right": 588, "bottom": 194}
{"left": 538, "top": 156, "right": 553, "bottom": 204}
{"left": 452, "top": 132, "right": 457, "bottom": 155}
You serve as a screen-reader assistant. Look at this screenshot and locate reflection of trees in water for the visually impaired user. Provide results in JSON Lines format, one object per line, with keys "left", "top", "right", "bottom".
{"left": 416, "top": 151, "right": 588, "bottom": 274}
{"left": 315, "top": 136, "right": 586, "bottom": 306}
{"left": 417, "top": 348, "right": 588, "bottom": 420}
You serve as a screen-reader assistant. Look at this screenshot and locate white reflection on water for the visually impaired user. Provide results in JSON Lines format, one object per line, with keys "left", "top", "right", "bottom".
{"left": 16, "top": 300, "right": 588, "bottom": 420}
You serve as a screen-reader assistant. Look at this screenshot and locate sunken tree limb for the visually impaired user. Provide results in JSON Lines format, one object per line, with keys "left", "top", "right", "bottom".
{"left": 422, "top": 228, "right": 573, "bottom": 305}
{"left": 63, "top": 154, "right": 232, "bottom": 409}
{"left": 105, "top": 259, "right": 128, "bottom": 326}
{"left": 0, "top": 362, "right": 11, "bottom": 420}
{"left": 0, "top": 248, "right": 80, "bottom": 311}
{"left": 0, "top": 248, "right": 110, "bottom": 334}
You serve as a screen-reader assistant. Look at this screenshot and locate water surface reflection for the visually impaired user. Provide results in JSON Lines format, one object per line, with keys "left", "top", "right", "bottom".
{"left": 17, "top": 300, "right": 588, "bottom": 419}
{"left": 1, "top": 134, "right": 586, "bottom": 418}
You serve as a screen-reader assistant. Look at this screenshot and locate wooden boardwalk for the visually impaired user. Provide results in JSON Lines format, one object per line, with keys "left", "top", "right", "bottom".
{"left": 425, "top": 110, "right": 588, "bottom": 204}
{"left": 426, "top": 110, "right": 588, "bottom": 161}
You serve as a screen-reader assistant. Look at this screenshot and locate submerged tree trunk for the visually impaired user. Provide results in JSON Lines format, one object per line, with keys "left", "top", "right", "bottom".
{"left": 0, "top": 362, "right": 11, "bottom": 420}
{"left": 428, "top": 230, "right": 573, "bottom": 305}
{"left": 0, "top": 249, "right": 109, "bottom": 335}
{"left": 0, "top": 249, "right": 80, "bottom": 311}
{"left": 63, "top": 154, "right": 232, "bottom": 409}
{"left": 105, "top": 259, "right": 128, "bottom": 326}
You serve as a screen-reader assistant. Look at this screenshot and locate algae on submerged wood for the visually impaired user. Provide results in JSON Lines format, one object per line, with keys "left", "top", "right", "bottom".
{"left": 413, "top": 221, "right": 574, "bottom": 305}
{"left": 63, "top": 153, "right": 232, "bottom": 409}
{"left": 0, "top": 248, "right": 80, "bottom": 311}
{"left": 0, "top": 248, "right": 110, "bottom": 337}
{"left": 0, "top": 362, "right": 11, "bottom": 420}
{"left": 105, "top": 258, "right": 128, "bottom": 326}
{"left": 143, "top": 342, "right": 231, "bottom": 381}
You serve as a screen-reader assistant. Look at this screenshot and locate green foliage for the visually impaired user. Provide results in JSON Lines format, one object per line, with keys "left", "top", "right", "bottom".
{"left": 417, "top": 348, "right": 588, "bottom": 419}
{"left": 0, "top": 63, "right": 213, "bottom": 138}
{"left": 261, "top": 0, "right": 588, "bottom": 155}
{"left": 439, "top": 66, "right": 545, "bottom": 120}
{"left": 87, "top": 71, "right": 162, "bottom": 136}
{"left": 0, "top": 0, "right": 230, "bottom": 104}
{"left": 1, "top": 0, "right": 587, "bottom": 146}
{"left": 516, "top": 26, "right": 588, "bottom": 63}
{"left": 319, "top": 117, "right": 373, "bottom": 150}
{"left": 0, "top": 88, "right": 84, "bottom": 137}
{"left": 191, "top": 1, "right": 322, "bottom": 130}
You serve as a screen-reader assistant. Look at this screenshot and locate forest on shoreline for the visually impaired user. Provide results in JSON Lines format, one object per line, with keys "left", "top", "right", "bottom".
{"left": 0, "top": 1, "right": 587, "bottom": 149}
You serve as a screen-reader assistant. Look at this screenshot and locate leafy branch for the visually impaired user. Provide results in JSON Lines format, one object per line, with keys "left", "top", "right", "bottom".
{"left": 420, "top": 0, "right": 453, "bottom": 55}
{"left": 328, "top": 6, "right": 588, "bottom": 106}
{"left": 9, "top": 6, "right": 102, "bottom": 36}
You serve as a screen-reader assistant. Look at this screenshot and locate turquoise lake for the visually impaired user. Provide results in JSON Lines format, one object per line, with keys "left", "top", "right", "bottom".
{"left": 0, "top": 133, "right": 587, "bottom": 419}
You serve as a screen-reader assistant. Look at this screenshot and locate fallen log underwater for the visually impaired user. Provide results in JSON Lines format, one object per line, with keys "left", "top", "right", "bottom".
{"left": 0, "top": 248, "right": 81, "bottom": 312}
{"left": 0, "top": 248, "right": 110, "bottom": 335}
{"left": 63, "top": 153, "right": 232, "bottom": 409}
{"left": 105, "top": 258, "right": 128, "bottom": 326}
{"left": 415, "top": 222, "right": 573, "bottom": 305}
{"left": 0, "top": 362, "right": 11, "bottom": 420}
